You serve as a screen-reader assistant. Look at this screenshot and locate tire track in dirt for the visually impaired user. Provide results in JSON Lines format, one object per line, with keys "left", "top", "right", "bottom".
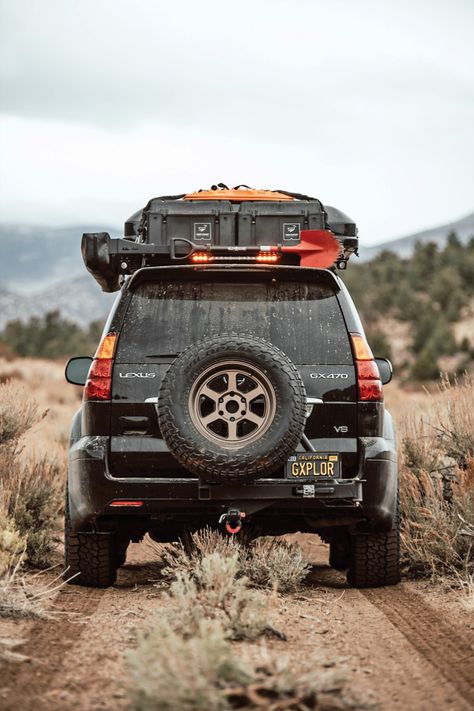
{"left": 363, "top": 586, "right": 474, "bottom": 706}
{"left": 1, "top": 587, "right": 107, "bottom": 711}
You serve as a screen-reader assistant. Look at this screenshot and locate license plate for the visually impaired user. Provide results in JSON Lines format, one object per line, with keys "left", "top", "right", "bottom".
{"left": 285, "top": 453, "right": 341, "bottom": 480}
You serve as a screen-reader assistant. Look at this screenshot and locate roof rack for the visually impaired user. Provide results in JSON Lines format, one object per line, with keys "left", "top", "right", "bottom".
{"left": 82, "top": 186, "right": 359, "bottom": 291}
{"left": 82, "top": 231, "right": 353, "bottom": 292}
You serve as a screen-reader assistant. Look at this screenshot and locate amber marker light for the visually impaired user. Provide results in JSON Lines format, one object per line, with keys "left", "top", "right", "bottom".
{"left": 191, "top": 253, "right": 213, "bottom": 263}
{"left": 95, "top": 333, "right": 118, "bottom": 359}
{"left": 350, "top": 333, "right": 374, "bottom": 361}
{"left": 350, "top": 333, "right": 382, "bottom": 402}
{"left": 256, "top": 253, "right": 279, "bottom": 263}
{"left": 84, "top": 332, "right": 118, "bottom": 401}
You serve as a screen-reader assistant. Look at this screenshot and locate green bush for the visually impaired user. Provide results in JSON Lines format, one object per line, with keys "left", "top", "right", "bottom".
{"left": 0, "top": 311, "right": 103, "bottom": 359}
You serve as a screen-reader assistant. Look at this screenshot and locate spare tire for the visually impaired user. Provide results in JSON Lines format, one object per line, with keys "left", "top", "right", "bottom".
{"left": 158, "top": 334, "right": 306, "bottom": 483}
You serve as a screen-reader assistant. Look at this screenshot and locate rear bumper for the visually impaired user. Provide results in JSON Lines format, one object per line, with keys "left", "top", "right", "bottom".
{"left": 68, "top": 436, "right": 397, "bottom": 534}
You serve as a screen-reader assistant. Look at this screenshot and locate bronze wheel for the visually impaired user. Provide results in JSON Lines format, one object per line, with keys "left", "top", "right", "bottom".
{"left": 188, "top": 360, "right": 277, "bottom": 449}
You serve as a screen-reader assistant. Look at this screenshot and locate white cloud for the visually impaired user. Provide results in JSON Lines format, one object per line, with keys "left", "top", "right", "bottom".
{"left": 0, "top": 0, "right": 473, "bottom": 244}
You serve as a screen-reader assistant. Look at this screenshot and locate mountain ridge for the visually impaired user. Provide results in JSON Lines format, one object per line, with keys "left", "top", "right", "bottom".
{"left": 0, "top": 212, "right": 473, "bottom": 329}
{"left": 358, "top": 211, "right": 474, "bottom": 261}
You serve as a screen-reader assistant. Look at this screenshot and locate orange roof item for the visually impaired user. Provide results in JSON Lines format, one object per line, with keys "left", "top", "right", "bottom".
{"left": 280, "top": 230, "right": 341, "bottom": 268}
{"left": 184, "top": 188, "right": 294, "bottom": 202}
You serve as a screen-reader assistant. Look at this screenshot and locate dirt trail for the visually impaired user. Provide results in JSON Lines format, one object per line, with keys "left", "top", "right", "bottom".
{"left": 1, "top": 536, "right": 473, "bottom": 711}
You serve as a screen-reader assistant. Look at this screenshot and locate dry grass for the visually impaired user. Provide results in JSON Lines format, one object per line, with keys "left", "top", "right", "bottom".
{"left": 0, "top": 561, "right": 67, "bottom": 619}
{"left": 156, "top": 528, "right": 311, "bottom": 593}
{"left": 240, "top": 537, "right": 312, "bottom": 593}
{"left": 0, "top": 377, "right": 66, "bottom": 571}
{"left": 163, "top": 552, "right": 274, "bottom": 641}
{"left": 399, "top": 375, "right": 474, "bottom": 580}
{"left": 127, "top": 616, "right": 369, "bottom": 711}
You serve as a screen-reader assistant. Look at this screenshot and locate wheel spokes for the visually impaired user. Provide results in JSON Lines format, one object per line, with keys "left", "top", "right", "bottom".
{"left": 246, "top": 384, "right": 265, "bottom": 401}
{"left": 199, "top": 385, "right": 220, "bottom": 404}
{"left": 190, "top": 360, "right": 276, "bottom": 445}
{"left": 226, "top": 420, "right": 238, "bottom": 439}
{"left": 201, "top": 412, "right": 221, "bottom": 427}
{"left": 226, "top": 370, "right": 239, "bottom": 392}
{"left": 243, "top": 410, "right": 266, "bottom": 426}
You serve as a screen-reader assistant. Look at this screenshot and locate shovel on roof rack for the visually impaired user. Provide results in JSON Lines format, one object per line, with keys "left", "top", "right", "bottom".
{"left": 82, "top": 229, "right": 346, "bottom": 292}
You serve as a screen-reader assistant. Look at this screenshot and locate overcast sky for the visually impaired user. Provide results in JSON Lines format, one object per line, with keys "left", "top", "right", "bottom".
{"left": 0, "top": 0, "right": 473, "bottom": 246}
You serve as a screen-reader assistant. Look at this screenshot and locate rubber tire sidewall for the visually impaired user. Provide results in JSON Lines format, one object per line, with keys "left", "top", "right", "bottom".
{"left": 158, "top": 334, "right": 306, "bottom": 483}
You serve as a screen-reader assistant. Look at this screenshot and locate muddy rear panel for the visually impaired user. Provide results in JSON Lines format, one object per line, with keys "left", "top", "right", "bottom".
{"left": 106, "top": 271, "right": 358, "bottom": 479}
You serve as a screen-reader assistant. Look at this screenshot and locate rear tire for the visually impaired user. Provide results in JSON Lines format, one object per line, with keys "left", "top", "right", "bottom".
{"left": 64, "top": 492, "right": 117, "bottom": 588}
{"left": 346, "top": 494, "right": 400, "bottom": 588}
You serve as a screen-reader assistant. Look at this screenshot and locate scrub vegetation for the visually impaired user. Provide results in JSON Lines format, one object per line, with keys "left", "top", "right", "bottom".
{"left": 343, "top": 235, "right": 474, "bottom": 379}
{"left": 399, "top": 375, "right": 474, "bottom": 582}
{"left": 0, "top": 310, "right": 103, "bottom": 359}
{"left": 128, "top": 545, "right": 369, "bottom": 711}
{"left": 0, "top": 380, "right": 63, "bottom": 570}
{"left": 157, "top": 527, "right": 311, "bottom": 593}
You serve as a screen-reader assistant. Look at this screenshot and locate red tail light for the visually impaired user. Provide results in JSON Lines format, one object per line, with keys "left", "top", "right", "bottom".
{"left": 84, "top": 332, "right": 118, "bottom": 401}
{"left": 350, "top": 334, "right": 383, "bottom": 402}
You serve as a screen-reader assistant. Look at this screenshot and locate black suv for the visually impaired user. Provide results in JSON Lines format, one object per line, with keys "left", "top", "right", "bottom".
{"left": 65, "top": 187, "right": 399, "bottom": 589}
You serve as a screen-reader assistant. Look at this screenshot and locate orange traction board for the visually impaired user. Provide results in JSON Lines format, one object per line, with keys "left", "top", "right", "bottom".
{"left": 184, "top": 188, "right": 295, "bottom": 202}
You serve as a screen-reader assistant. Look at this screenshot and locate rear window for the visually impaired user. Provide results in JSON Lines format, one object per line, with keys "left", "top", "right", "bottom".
{"left": 116, "top": 280, "right": 352, "bottom": 365}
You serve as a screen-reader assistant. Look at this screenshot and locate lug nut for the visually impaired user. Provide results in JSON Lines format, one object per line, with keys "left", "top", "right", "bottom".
{"left": 219, "top": 410, "right": 224, "bottom": 415}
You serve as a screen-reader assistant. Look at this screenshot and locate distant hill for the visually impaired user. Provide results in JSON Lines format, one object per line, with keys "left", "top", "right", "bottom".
{"left": 0, "top": 212, "right": 472, "bottom": 331}
{"left": 0, "top": 277, "right": 115, "bottom": 329}
{"left": 359, "top": 212, "right": 474, "bottom": 262}
{"left": 0, "top": 224, "right": 119, "bottom": 293}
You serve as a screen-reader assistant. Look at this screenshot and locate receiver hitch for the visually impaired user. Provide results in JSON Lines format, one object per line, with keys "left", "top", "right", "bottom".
{"left": 219, "top": 507, "right": 247, "bottom": 534}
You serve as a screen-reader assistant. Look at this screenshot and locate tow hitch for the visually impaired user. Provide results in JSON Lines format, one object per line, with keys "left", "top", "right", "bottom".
{"left": 219, "top": 507, "right": 247, "bottom": 534}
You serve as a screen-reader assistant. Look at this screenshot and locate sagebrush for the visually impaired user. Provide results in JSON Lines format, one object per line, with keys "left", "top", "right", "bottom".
{"left": 156, "top": 528, "right": 311, "bottom": 592}
{"left": 400, "top": 375, "right": 474, "bottom": 579}
{"left": 163, "top": 552, "right": 272, "bottom": 641}
{"left": 127, "top": 615, "right": 369, "bottom": 711}
{"left": 0, "top": 381, "right": 63, "bottom": 570}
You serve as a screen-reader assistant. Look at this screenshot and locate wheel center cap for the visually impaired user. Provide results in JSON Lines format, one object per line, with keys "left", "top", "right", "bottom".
{"left": 218, "top": 392, "right": 247, "bottom": 421}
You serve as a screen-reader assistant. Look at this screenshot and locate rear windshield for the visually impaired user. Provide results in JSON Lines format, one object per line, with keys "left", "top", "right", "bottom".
{"left": 117, "top": 280, "right": 352, "bottom": 365}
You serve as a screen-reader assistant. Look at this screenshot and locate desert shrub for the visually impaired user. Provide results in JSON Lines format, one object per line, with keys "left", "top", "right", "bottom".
{"left": 157, "top": 528, "right": 241, "bottom": 581}
{"left": 0, "top": 563, "right": 66, "bottom": 619}
{"left": 0, "top": 508, "right": 26, "bottom": 577}
{"left": 240, "top": 537, "right": 312, "bottom": 593}
{"left": 400, "top": 375, "right": 474, "bottom": 579}
{"left": 164, "top": 552, "right": 272, "bottom": 641}
{"left": 157, "top": 528, "right": 310, "bottom": 592}
{"left": 434, "top": 375, "right": 474, "bottom": 468}
{"left": 128, "top": 616, "right": 368, "bottom": 711}
{"left": 8, "top": 457, "right": 63, "bottom": 567}
{"left": 400, "top": 467, "right": 473, "bottom": 577}
{"left": 0, "top": 381, "right": 40, "bottom": 444}
{"left": 0, "top": 381, "right": 62, "bottom": 568}
{"left": 128, "top": 618, "right": 249, "bottom": 711}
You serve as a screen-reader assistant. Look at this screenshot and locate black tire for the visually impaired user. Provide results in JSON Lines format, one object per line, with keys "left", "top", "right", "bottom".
{"left": 346, "top": 493, "right": 400, "bottom": 588}
{"left": 158, "top": 334, "right": 306, "bottom": 483}
{"left": 329, "top": 536, "right": 350, "bottom": 571}
{"left": 64, "top": 491, "right": 117, "bottom": 588}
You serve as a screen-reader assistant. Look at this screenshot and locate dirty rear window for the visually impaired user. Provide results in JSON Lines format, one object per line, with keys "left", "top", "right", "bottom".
{"left": 116, "top": 280, "right": 352, "bottom": 365}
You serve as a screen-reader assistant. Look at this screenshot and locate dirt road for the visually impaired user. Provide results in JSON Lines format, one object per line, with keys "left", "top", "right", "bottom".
{"left": 1, "top": 536, "right": 473, "bottom": 711}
